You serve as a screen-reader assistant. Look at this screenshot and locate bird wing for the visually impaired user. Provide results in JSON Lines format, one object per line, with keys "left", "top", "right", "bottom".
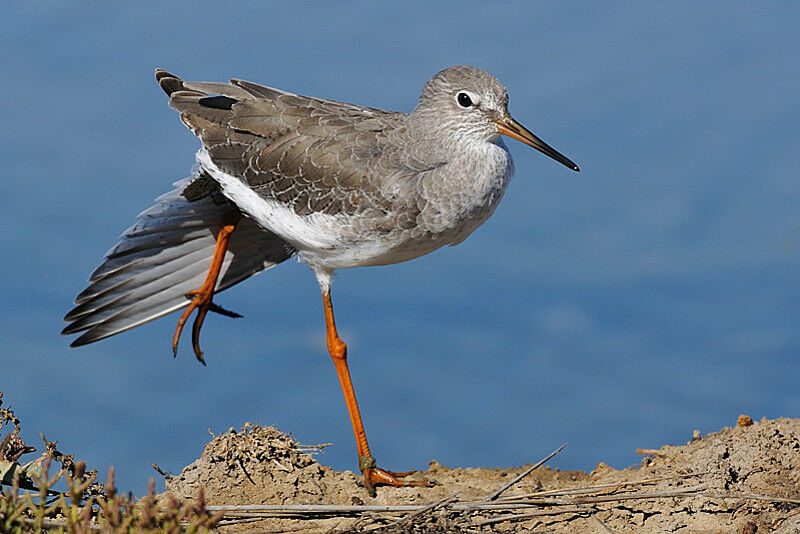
{"left": 156, "top": 69, "right": 436, "bottom": 218}
{"left": 62, "top": 173, "right": 294, "bottom": 346}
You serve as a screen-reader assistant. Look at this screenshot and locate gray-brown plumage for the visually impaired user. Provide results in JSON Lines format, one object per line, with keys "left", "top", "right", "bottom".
{"left": 64, "top": 65, "right": 578, "bottom": 349}
{"left": 159, "top": 68, "right": 434, "bottom": 219}
{"left": 64, "top": 66, "right": 579, "bottom": 496}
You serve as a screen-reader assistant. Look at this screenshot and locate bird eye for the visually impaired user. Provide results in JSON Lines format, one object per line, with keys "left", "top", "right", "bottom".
{"left": 457, "top": 92, "right": 473, "bottom": 108}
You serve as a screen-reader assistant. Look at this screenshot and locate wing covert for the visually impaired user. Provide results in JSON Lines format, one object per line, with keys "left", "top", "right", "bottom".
{"left": 156, "top": 69, "right": 439, "bottom": 218}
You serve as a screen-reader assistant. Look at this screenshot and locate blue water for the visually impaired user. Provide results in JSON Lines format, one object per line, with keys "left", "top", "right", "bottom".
{"left": 1, "top": 3, "right": 798, "bottom": 495}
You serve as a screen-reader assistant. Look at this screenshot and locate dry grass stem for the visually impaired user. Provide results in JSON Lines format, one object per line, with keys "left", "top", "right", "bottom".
{"left": 483, "top": 442, "right": 567, "bottom": 501}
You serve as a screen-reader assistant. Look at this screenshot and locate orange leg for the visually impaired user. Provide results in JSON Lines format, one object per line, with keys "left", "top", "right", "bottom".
{"left": 172, "top": 216, "right": 241, "bottom": 364}
{"left": 322, "top": 290, "right": 432, "bottom": 496}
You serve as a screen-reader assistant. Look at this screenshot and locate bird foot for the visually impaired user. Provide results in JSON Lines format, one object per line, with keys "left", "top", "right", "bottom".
{"left": 172, "top": 289, "right": 241, "bottom": 365}
{"left": 171, "top": 219, "right": 240, "bottom": 364}
{"left": 362, "top": 463, "right": 433, "bottom": 497}
{"left": 171, "top": 289, "right": 216, "bottom": 365}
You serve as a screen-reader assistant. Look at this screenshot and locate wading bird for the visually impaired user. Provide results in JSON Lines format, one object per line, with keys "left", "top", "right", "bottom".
{"left": 63, "top": 66, "right": 579, "bottom": 495}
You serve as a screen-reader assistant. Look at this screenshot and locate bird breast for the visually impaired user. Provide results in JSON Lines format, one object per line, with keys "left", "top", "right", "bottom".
{"left": 416, "top": 138, "right": 514, "bottom": 244}
{"left": 344, "top": 139, "right": 514, "bottom": 268}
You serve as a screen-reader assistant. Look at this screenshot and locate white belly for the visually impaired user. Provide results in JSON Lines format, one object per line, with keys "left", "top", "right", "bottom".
{"left": 196, "top": 139, "right": 513, "bottom": 270}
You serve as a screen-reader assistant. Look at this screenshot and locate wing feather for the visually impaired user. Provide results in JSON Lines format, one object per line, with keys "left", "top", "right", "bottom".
{"left": 157, "top": 70, "right": 439, "bottom": 220}
{"left": 63, "top": 175, "right": 294, "bottom": 346}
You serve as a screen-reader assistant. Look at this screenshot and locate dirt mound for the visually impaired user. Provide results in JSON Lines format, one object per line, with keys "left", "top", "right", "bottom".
{"left": 164, "top": 417, "right": 800, "bottom": 532}
{"left": 165, "top": 423, "right": 362, "bottom": 505}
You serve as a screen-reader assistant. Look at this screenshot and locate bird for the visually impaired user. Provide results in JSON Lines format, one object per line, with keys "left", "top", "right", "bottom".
{"left": 63, "top": 65, "right": 579, "bottom": 496}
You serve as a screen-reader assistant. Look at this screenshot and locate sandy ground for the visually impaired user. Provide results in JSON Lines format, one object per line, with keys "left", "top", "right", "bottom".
{"left": 162, "top": 415, "right": 800, "bottom": 533}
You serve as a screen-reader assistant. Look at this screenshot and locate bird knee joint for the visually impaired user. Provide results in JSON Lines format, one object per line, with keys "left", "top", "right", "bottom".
{"left": 328, "top": 337, "right": 348, "bottom": 360}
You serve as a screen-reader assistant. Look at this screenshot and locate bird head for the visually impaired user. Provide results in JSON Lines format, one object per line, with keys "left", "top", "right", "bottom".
{"left": 413, "top": 65, "right": 579, "bottom": 172}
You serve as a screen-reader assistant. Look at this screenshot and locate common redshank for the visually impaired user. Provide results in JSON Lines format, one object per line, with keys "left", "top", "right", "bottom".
{"left": 63, "top": 66, "right": 579, "bottom": 495}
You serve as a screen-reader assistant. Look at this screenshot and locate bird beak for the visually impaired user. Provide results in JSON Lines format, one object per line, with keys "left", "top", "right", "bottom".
{"left": 495, "top": 116, "right": 580, "bottom": 172}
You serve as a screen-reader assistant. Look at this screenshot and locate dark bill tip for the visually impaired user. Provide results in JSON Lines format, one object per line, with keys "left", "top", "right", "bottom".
{"left": 496, "top": 117, "right": 580, "bottom": 172}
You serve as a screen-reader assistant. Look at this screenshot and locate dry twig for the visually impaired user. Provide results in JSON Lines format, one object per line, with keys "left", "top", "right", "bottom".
{"left": 483, "top": 443, "right": 567, "bottom": 501}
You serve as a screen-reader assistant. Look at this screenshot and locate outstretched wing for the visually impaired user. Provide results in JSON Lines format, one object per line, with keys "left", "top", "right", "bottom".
{"left": 62, "top": 174, "right": 294, "bottom": 346}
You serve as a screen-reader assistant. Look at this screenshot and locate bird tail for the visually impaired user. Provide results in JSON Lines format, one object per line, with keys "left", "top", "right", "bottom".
{"left": 62, "top": 174, "right": 294, "bottom": 347}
